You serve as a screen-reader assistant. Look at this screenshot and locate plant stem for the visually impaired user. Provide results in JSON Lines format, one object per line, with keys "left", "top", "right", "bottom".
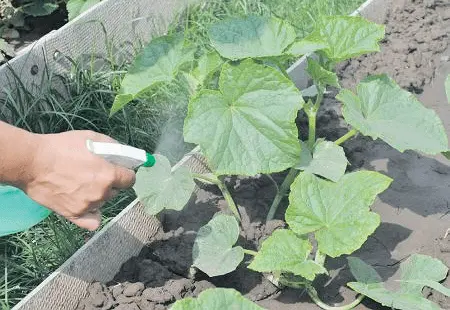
{"left": 305, "top": 85, "right": 324, "bottom": 149}
{"left": 193, "top": 173, "right": 241, "bottom": 221}
{"left": 314, "top": 250, "right": 326, "bottom": 266}
{"left": 307, "top": 110, "right": 317, "bottom": 149}
{"left": 192, "top": 173, "right": 220, "bottom": 185}
{"left": 306, "top": 285, "right": 365, "bottom": 310}
{"left": 266, "top": 168, "right": 299, "bottom": 222}
{"left": 275, "top": 59, "right": 290, "bottom": 79}
{"left": 243, "top": 249, "right": 257, "bottom": 256}
{"left": 334, "top": 128, "right": 358, "bottom": 146}
{"left": 314, "top": 86, "right": 325, "bottom": 110}
{"left": 217, "top": 178, "right": 241, "bottom": 222}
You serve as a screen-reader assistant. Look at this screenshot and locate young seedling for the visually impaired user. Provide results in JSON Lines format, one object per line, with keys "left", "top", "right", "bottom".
{"left": 113, "top": 14, "right": 449, "bottom": 310}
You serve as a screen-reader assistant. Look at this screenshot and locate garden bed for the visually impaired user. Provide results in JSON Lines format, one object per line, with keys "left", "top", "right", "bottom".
{"left": 76, "top": 0, "right": 450, "bottom": 309}
{"left": 3, "top": 1, "right": 379, "bottom": 309}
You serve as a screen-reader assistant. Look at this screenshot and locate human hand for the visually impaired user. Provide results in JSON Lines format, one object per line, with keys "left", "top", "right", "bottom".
{"left": 21, "top": 130, "right": 136, "bottom": 231}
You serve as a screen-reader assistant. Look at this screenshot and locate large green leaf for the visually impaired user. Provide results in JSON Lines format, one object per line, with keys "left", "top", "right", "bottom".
{"left": 110, "top": 34, "right": 194, "bottom": 115}
{"left": 399, "top": 254, "right": 448, "bottom": 295}
{"left": 184, "top": 60, "right": 303, "bottom": 176}
{"left": 191, "top": 51, "right": 224, "bottom": 85}
{"left": 304, "top": 15, "right": 385, "bottom": 62}
{"left": 185, "top": 51, "right": 224, "bottom": 91}
{"left": 286, "top": 39, "right": 328, "bottom": 57}
{"left": 398, "top": 280, "right": 450, "bottom": 298}
{"left": 286, "top": 171, "right": 392, "bottom": 257}
{"left": 348, "top": 255, "right": 449, "bottom": 310}
{"left": 170, "top": 288, "right": 264, "bottom": 310}
{"left": 133, "top": 155, "right": 195, "bottom": 215}
{"left": 445, "top": 74, "right": 450, "bottom": 104}
{"left": 192, "top": 214, "right": 244, "bottom": 277}
{"left": 295, "top": 140, "right": 347, "bottom": 182}
{"left": 208, "top": 15, "right": 296, "bottom": 60}
{"left": 347, "top": 257, "right": 383, "bottom": 285}
{"left": 248, "top": 229, "right": 326, "bottom": 281}
{"left": 337, "top": 75, "right": 448, "bottom": 154}
{"left": 306, "top": 58, "right": 340, "bottom": 88}
{"left": 67, "top": 0, "right": 101, "bottom": 21}
{"left": 22, "top": 0, "right": 59, "bottom": 16}
{"left": 349, "top": 283, "right": 440, "bottom": 310}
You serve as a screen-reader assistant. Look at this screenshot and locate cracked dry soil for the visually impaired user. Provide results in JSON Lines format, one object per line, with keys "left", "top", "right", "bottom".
{"left": 78, "top": 0, "right": 450, "bottom": 309}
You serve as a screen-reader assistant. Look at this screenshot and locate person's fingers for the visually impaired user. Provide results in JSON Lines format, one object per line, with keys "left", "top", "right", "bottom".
{"left": 88, "top": 201, "right": 104, "bottom": 213}
{"left": 105, "top": 188, "right": 119, "bottom": 201}
{"left": 69, "top": 212, "right": 101, "bottom": 231}
{"left": 111, "top": 166, "right": 136, "bottom": 189}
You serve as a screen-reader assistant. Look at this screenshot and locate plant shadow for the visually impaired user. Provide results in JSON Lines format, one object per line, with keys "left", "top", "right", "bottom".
{"left": 314, "top": 222, "right": 412, "bottom": 308}
{"left": 313, "top": 91, "right": 450, "bottom": 219}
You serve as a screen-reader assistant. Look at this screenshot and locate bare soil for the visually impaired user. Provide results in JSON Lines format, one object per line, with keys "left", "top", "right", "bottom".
{"left": 78, "top": 0, "right": 450, "bottom": 309}
{"left": 0, "top": 4, "right": 67, "bottom": 61}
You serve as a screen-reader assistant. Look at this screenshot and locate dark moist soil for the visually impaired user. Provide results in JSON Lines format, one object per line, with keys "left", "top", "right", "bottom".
{"left": 77, "top": 0, "right": 450, "bottom": 309}
{"left": 1, "top": 5, "right": 67, "bottom": 61}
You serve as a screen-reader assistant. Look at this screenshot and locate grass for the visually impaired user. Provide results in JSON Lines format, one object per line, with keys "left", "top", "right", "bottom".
{"left": 0, "top": 50, "right": 190, "bottom": 309}
{"left": 169, "top": 0, "right": 365, "bottom": 50}
{"left": 0, "top": 0, "right": 365, "bottom": 308}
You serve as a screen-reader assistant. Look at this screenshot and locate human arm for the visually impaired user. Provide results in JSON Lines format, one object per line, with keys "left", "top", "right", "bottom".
{"left": 0, "top": 121, "right": 136, "bottom": 230}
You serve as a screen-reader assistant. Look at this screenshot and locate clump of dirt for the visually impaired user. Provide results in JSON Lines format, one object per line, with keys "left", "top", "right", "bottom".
{"left": 78, "top": 0, "right": 450, "bottom": 309}
{"left": 0, "top": 2, "right": 67, "bottom": 62}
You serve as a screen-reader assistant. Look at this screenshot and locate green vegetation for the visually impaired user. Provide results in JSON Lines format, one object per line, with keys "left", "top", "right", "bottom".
{"left": 128, "top": 12, "right": 450, "bottom": 310}
{"left": 0, "top": 0, "right": 366, "bottom": 308}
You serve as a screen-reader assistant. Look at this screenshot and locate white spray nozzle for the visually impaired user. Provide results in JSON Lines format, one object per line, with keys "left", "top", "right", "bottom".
{"left": 86, "top": 140, "right": 148, "bottom": 170}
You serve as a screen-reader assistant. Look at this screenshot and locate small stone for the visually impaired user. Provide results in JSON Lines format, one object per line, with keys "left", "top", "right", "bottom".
{"left": 91, "top": 293, "right": 105, "bottom": 307}
{"left": 1, "top": 28, "right": 19, "bottom": 39}
{"left": 414, "top": 32, "right": 426, "bottom": 44}
{"left": 413, "top": 54, "right": 422, "bottom": 68}
{"left": 263, "top": 220, "right": 285, "bottom": 237}
{"left": 115, "top": 303, "right": 140, "bottom": 310}
{"left": 165, "top": 278, "right": 193, "bottom": 299}
{"left": 441, "top": 56, "right": 450, "bottom": 62}
{"left": 111, "top": 284, "right": 124, "bottom": 298}
{"left": 424, "top": 0, "right": 436, "bottom": 8}
{"left": 142, "top": 287, "right": 174, "bottom": 303}
{"left": 406, "top": 53, "right": 414, "bottom": 67}
{"left": 123, "top": 282, "right": 145, "bottom": 297}
{"left": 390, "top": 41, "right": 408, "bottom": 54}
{"left": 88, "top": 282, "right": 104, "bottom": 295}
{"left": 441, "top": 11, "right": 450, "bottom": 20}
{"left": 137, "top": 300, "right": 157, "bottom": 310}
{"left": 413, "top": 7, "right": 426, "bottom": 18}
{"left": 116, "top": 295, "right": 136, "bottom": 304}
{"left": 431, "top": 28, "right": 447, "bottom": 40}
{"left": 192, "top": 280, "right": 216, "bottom": 297}
{"left": 439, "top": 239, "right": 450, "bottom": 253}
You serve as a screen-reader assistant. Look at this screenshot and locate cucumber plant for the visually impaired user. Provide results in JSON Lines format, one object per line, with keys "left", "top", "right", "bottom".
{"left": 112, "top": 14, "right": 450, "bottom": 310}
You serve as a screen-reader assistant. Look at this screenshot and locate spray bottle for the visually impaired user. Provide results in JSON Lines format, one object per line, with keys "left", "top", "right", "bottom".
{"left": 0, "top": 141, "right": 155, "bottom": 237}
